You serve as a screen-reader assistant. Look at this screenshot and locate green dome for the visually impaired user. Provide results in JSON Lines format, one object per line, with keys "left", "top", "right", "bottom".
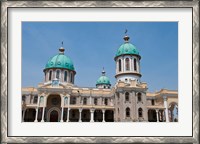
{"left": 45, "top": 54, "right": 75, "bottom": 71}
{"left": 96, "top": 76, "right": 111, "bottom": 85}
{"left": 116, "top": 43, "right": 139, "bottom": 57}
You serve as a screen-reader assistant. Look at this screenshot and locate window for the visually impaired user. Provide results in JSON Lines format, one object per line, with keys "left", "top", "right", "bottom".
{"left": 94, "top": 98, "right": 98, "bottom": 105}
{"left": 134, "top": 58, "right": 137, "bottom": 71}
{"left": 138, "top": 108, "right": 143, "bottom": 117}
{"left": 83, "top": 98, "right": 87, "bottom": 105}
{"left": 138, "top": 93, "right": 142, "bottom": 102}
{"left": 56, "top": 70, "right": 60, "bottom": 79}
{"left": 126, "top": 107, "right": 130, "bottom": 117}
{"left": 64, "top": 71, "right": 67, "bottom": 82}
{"left": 70, "top": 97, "right": 76, "bottom": 105}
{"left": 70, "top": 73, "right": 73, "bottom": 83}
{"left": 33, "top": 96, "right": 38, "bottom": 104}
{"left": 118, "top": 59, "right": 121, "bottom": 72}
{"left": 125, "top": 58, "right": 130, "bottom": 71}
{"left": 125, "top": 92, "right": 129, "bottom": 101}
{"left": 104, "top": 98, "right": 108, "bottom": 105}
{"left": 49, "top": 71, "right": 52, "bottom": 80}
{"left": 44, "top": 72, "right": 47, "bottom": 81}
{"left": 151, "top": 99, "right": 155, "bottom": 105}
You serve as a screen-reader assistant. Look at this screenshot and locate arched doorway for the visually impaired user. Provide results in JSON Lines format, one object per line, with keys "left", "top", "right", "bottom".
{"left": 168, "top": 102, "right": 178, "bottom": 122}
{"left": 94, "top": 110, "right": 103, "bottom": 122}
{"left": 148, "top": 109, "right": 157, "bottom": 122}
{"left": 24, "top": 108, "right": 36, "bottom": 122}
{"left": 50, "top": 110, "right": 59, "bottom": 122}
{"left": 105, "top": 110, "right": 114, "bottom": 122}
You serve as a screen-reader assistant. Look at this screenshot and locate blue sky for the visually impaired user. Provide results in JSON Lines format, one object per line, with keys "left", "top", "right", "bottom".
{"left": 22, "top": 22, "right": 178, "bottom": 92}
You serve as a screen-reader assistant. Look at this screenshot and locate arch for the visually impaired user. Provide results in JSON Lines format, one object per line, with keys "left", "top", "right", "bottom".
{"left": 125, "top": 92, "right": 129, "bottom": 101}
{"left": 47, "top": 107, "right": 61, "bottom": 122}
{"left": 126, "top": 107, "right": 130, "bottom": 118}
{"left": 134, "top": 58, "right": 137, "bottom": 71}
{"left": 94, "top": 98, "right": 98, "bottom": 105}
{"left": 118, "top": 59, "right": 122, "bottom": 72}
{"left": 39, "top": 96, "right": 44, "bottom": 106}
{"left": 33, "top": 95, "right": 38, "bottom": 104}
{"left": 83, "top": 97, "right": 87, "bottom": 105}
{"left": 168, "top": 102, "right": 178, "bottom": 122}
{"left": 24, "top": 108, "right": 36, "bottom": 122}
{"left": 125, "top": 58, "right": 130, "bottom": 71}
{"left": 64, "top": 71, "right": 68, "bottom": 82}
{"left": 138, "top": 108, "right": 143, "bottom": 117}
{"left": 49, "top": 70, "right": 52, "bottom": 81}
{"left": 148, "top": 109, "right": 157, "bottom": 122}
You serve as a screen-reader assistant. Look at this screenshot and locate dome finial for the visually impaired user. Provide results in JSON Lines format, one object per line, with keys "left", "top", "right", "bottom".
{"left": 124, "top": 29, "right": 130, "bottom": 43}
{"left": 59, "top": 41, "right": 65, "bottom": 54}
{"left": 102, "top": 67, "right": 105, "bottom": 76}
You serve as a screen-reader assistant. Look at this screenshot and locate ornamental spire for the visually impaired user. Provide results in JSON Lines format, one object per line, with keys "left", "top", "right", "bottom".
{"left": 123, "top": 29, "right": 130, "bottom": 43}
{"left": 59, "top": 41, "right": 65, "bottom": 54}
{"left": 102, "top": 67, "right": 106, "bottom": 76}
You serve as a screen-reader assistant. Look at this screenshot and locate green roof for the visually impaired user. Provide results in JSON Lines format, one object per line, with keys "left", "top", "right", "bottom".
{"left": 96, "top": 76, "right": 111, "bottom": 85}
{"left": 45, "top": 54, "right": 75, "bottom": 71}
{"left": 116, "top": 42, "right": 139, "bottom": 57}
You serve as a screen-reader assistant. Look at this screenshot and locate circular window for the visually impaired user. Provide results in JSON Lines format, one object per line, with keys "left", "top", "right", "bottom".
{"left": 57, "top": 61, "right": 61, "bottom": 65}
{"left": 65, "top": 63, "right": 68, "bottom": 66}
{"left": 50, "top": 62, "right": 54, "bottom": 65}
{"left": 51, "top": 97, "right": 59, "bottom": 105}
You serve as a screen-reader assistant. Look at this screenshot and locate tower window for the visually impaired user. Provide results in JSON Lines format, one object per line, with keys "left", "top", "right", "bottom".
{"left": 64, "top": 71, "right": 67, "bottom": 82}
{"left": 126, "top": 107, "right": 130, "bottom": 117}
{"left": 125, "top": 58, "right": 130, "bottom": 71}
{"left": 134, "top": 58, "right": 137, "bottom": 71}
{"left": 151, "top": 99, "right": 155, "bottom": 105}
{"left": 83, "top": 98, "right": 87, "bottom": 105}
{"left": 125, "top": 92, "right": 129, "bottom": 102}
{"left": 94, "top": 98, "right": 98, "bottom": 105}
{"left": 49, "top": 71, "right": 52, "bottom": 81}
{"left": 138, "top": 108, "right": 143, "bottom": 117}
{"left": 118, "top": 59, "right": 122, "bottom": 72}
{"left": 70, "top": 73, "right": 73, "bottom": 83}
{"left": 56, "top": 70, "right": 60, "bottom": 79}
{"left": 138, "top": 92, "right": 142, "bottom": 102}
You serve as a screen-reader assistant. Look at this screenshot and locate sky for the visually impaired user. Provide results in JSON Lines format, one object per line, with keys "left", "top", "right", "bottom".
{"left": 22, "top": 22, "right": 178, "bottom": 92}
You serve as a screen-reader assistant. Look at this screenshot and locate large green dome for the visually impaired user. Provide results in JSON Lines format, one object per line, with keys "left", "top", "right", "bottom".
{"left": 115, "top": 35, "right": 140, "bottom": 57}
{"left": 45, "top": 48, "right": 75, "bottom": 71}
{"left": 96, "top": 75, "right": 111, "bottom": 85}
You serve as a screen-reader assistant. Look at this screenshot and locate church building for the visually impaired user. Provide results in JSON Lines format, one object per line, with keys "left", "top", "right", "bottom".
{"left": 22, "top": 33, "right": 178, "bottom": 122}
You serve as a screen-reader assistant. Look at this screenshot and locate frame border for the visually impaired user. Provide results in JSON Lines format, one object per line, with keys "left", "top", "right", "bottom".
{"left": 1, "top": 1, "right": 199, "bottom": 143}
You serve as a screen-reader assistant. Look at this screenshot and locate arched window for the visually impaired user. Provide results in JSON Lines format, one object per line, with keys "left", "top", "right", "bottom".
{"left": 49, "top": 71, "right": 52, "bottom": 81}
{"left": 134, "top": 58, "right": 137, "bottom": 71}
{"left": 118, "top": 59, "right": 122, "bottom": 72}
{"left": 39, "top": 96, "right": 44, "bottom": 105}
{"left": 56, "top": 70, "right": 60, "bottom": 79}
{"left": 22, "top": 95, "right": 26, "bottom": 102}
{"left": 125, "top": 92, "right": 129, "bottom": 101}
{"left": 64, "top": 71, "right": 67, "bottom": 82}
{"left": 70, "top": 72, "right": 73, "bottom": 83}
{"left": 83, "top": 98, "right": 87, "bottom": 105}
{"left": 151, "top": 99, "right": 155, "bottom": 105}
{"left": 104, "top": 98, "right": 108, "bottom": 105}
{"left": 138, "top": 108, "right": 143, "bottom": 117}
{"left": 125, "top": 58, "right": 130, "bottom": 71}
{"left": 94, "top": 98, "right": 98, "bottom": 105}
{"left": 138, "top": 92, "right": 142, "bottom": 102}
{"left": 126, "top": 107, "right": 130, "bottom": 117}
{"left": 70, "top": 97, "right": 76, "bottom": 105}
{"left": 33, "top": 95, "right": 38, "bottom": 104}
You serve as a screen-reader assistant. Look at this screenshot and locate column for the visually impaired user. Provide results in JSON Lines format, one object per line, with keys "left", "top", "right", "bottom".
{"left": 34, "top": 107, "right": 38, "bottom": 122}
{"left": 41, "top": 107, "right": 45, "bottom": 122}
{"left": 60, "top": 107, "right": 64, "bottom": 122}
{"left": 163, "top": 96, "right": 169, "bottom": 122}
{"left": 22, "top": 109, "right": 26, "bottom": 122}
{"left": 90, "top": 109, "right": 94, "bottom": 122}
{"left": 156, "top": 109, "right": 159, "bottom": 122}
{"left": 102, "top": 109, "right": 105, "bottom": 122}
{"left": 67, "top": 108, "right": 70, "bottom": 122}
{"left": 79, "top": 108, "right": 82, "bottom": 122}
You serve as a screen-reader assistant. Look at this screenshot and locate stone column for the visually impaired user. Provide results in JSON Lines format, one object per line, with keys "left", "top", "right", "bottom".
{"left": 102, "top": 109, "right": 105, "bottom": 122}
{"left": 22, "top": 109, "right": 26, "bottom": 122}
{"left": 67, "top": 108, "right": 70, "bottom": 122}
{"left": 41, "top": 107, "right": 45, "bottom": 122}
{"left": 90, "top": 109, "right": 94, "bottom": 122}
{"left": 156, "top": 109, "right": 159, "bottom": 122}
{"left": 163, "top": 96, "right": 169, "bottom": 122}
{"left": 79, "top": 108, "right": 82, "bottom": 122}
{"left": 34, "top": 107, "right": 38, "bottom": 122}
{"left": 60, "top": 107, "right": 64, "bottom": 122}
